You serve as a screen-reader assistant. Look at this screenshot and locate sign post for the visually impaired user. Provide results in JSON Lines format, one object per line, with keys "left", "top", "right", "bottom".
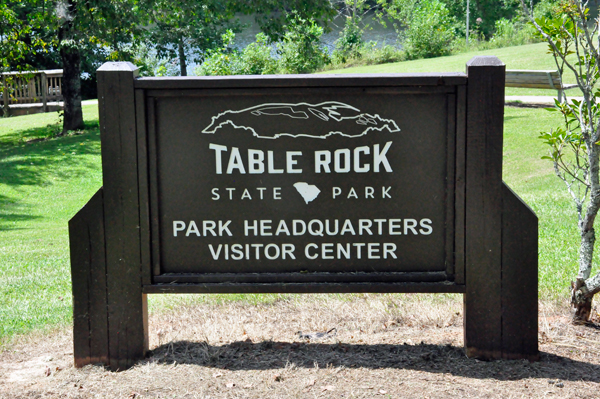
{"left": 70, "top": 56, "right": 538, "bottom": 371}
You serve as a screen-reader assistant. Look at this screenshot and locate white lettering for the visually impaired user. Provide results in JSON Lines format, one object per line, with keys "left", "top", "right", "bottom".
{"left": 260, "top": 220, "right": 272, "bottom": 236}
{"left": 173, "top": 221, "right": 186, "bottom": 237}
{"left": 275, "top": 220, "right": 291, "bottom": 236}
{"left": 354, "top": 146, "right": 370, "bottom": 173}
{"left": 315, "top": 150, "right": 331, "bottom": 173}
{"left": 245, "top": 220, "right": 258, "bottom": 236}
{"left": 248, "top": 149, "right": 265, "bottom": 174}
{"left": 334, "top": 149, "right": 351, "bottom": 173}
{"left": 268, "top": 151, "right": 284, "bottom": 173}
{"left": 373, "top": 141, "right": 393, "bottom": 172}
{"left": 186, "top": 221, "right": 201, "bottom": 237}
{"left": 286, "top": 151, "right": 302, "bottom": 173}
{"left": 404, "top": 219, "right": 418, "bottom": 235}
{"left": 226, "top": 147, "right": 246, "bottom": 174}
{"left": 333, "top": 187, "right": 342, "bottom": 199}
{"left": 209, "top": 144, "right": 227, "bottom": 174}
{"left": 241, "top": 189, "right": 252, "bottom": 200}
{"left": 420, "top": 218, "right": 433, "bottom": 235}
{"left": 389, "top": 219, "right": 402, "bottom": 235}
{"left": 203, "top": 220, "right": 217, "bottom": 236}
{"left": 384, "top": 243, "right": 397, "bottom": 259}
{"left": 305, "top": 243, "right": 318, "bottom": 259}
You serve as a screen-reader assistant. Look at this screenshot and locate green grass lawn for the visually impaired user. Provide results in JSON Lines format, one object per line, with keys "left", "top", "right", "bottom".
{"left": 325, "top": 42, "right": 577, "bottom": 97}
{"left": 0, "top": 105, "right": 102, "bottom": 344}
{"left": 0, "top": 49, "right": 591, "bottom": 344}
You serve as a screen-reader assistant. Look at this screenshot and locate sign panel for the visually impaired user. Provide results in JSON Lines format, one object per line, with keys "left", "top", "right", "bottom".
{"left": 149, "top": 87, "right": 456, "bottom": 276}
{"left": 69, "top": 60, "right": 540, "bottom": 369}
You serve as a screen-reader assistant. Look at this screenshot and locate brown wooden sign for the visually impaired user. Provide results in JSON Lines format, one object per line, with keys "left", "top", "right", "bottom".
{"left": 69, "top": 56, "right": 538, "bottom": 371}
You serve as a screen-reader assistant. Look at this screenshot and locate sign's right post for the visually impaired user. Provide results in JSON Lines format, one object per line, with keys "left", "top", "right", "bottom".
{"left": 464, "top": 56, "right": 539, "bottom": 361}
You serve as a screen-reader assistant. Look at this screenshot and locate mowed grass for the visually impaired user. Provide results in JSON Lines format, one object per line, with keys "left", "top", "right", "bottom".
{"left": 503, "top": 106, "right": 598, "bottom": 298}
{"left": 325, "top": 42, "right": 577, "bottom": 97}
{"left": 0, "top": 77, "right": 589, "bottom": 342}
{"left": 0, "top": 105, "right": 102, "bottom": 343}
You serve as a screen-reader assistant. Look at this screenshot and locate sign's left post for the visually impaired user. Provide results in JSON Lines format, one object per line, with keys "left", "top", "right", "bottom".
{"left": 70, "top": 62, "right": 148, "bottom": 371}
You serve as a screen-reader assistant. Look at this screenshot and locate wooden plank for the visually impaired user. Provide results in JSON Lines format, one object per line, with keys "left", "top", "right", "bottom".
{"left": 505, "top": 69, "right": 571, "bottom": 90}
{"left": 69, "top": 188, "right": 109, "bottom": 367}
{"left": 135, "top": 73, "right": 468, "bottom": 90}
{"left": 454, "top": 85, "right": 466, "bottom": 285}
{"left": 143, "top": 282, "right": 467, "bottom": 294}
{"left": 136, "top": 90, "right": 152, "bottom": 286}
{"left": 97, "top": 62, "right": 147, "bottom": 371}
{"left": 153, "top": 271, "right": 451, "bottom": 284}
{"left": 445, "top": 93, "right": 456, "bottom": 279}
{"left": 501, "top": 183, "right": 539, "bottom": 360}
{"left": 464, "top": 56, "right": 505, "bottom": 360}
{"left": 42, "top": 72, "right": 47, "bottom": 112}
{"left": 146, "top": 98, "right": 161, "bottom": 277}
{"left": 2, "top": 75, "right": 9, "bottom": 115}
{"left": 146, "top": 85, "right": 459, "bottom": 99}
{"left": 506, "top": 83, "right": 557, "bottom": 89}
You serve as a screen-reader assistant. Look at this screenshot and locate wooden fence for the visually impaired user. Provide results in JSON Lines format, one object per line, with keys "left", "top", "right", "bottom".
{"left": 1, "top": 69, "right": 63, "bottom": 114}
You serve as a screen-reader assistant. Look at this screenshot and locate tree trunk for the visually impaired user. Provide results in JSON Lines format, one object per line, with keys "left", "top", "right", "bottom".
{"left": 178, "top": 39, "right": 187, "bottom": 76}
{"left": 60, "top": 45, "right": 84, "bottom": 133}
{"left": 58, "top": 0, "right": 84, "bottom": 134}
{"left": 573, "top": 141, "right": 600, "bottom": 321}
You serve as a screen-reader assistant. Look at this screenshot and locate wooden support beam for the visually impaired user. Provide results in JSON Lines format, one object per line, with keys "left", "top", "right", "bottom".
{"left": 70, "top": 189, "right": 109, "bottom": 367}
{"left": 97, "top": 62, "right": 148, "bottom": 371}
{"left": 501, "top": 183, "right": 539, "bottom": 360}
{"left": 464, "top": 56, "right": 505, "bottom": 360}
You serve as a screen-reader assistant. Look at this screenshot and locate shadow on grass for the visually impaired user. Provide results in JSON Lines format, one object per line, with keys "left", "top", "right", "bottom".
{"left": 503, "top": 115, "right": 527, "bottom": 122}
{"left": 149, "top": 340, "right": 600, "bottom": 383}
{"left": 0, "top": 123, "right": 61, "bottom": 148}
{"left": 0, "top": 123, "right": 101, "bottom": 188}
{"left": 0, "top": 194, "right": 41, "bottom": 231}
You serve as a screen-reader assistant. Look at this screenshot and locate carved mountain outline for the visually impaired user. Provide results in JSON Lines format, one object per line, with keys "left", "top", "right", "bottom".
{"left": 201, "top": 101, "right": 401, "bottom": 139}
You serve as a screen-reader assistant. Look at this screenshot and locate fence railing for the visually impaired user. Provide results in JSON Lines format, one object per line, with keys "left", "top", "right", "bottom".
{"left": 1, "top": 69, "right": 63, "bottom": 113}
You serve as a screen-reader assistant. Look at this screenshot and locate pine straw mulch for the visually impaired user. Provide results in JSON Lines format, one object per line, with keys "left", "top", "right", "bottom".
{"left": 1, "top": 294, "right": 600, "bottom": 399}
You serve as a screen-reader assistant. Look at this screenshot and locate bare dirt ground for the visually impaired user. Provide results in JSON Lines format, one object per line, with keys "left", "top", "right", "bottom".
{"left": 1, "top": 294, "right": 600, "bottom": 399}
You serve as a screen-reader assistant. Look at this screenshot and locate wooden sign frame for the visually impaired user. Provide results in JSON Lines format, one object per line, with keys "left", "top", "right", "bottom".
{"left": 70, "top": 56, "right": 538, "bottom": 371}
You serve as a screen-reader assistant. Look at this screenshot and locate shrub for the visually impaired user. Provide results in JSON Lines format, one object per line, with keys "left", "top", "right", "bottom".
{"left": 360, "top": 42, "right": 405, "bottom": 65}
{"left": 332, "top": 17, "right": 364, "bottom": 64}
{"left": 196, "top": 32, "right": 278, "bottom": 76}
{"left": 401, "top": 0, "right": 456, "bottom": 59}
{"left": 277, "top": 14, "right": 330, "bottom": 74}
{"left": 490, "top": 17, "right": 537, "bottom": 46}
{"left": 238, "top": 33, "right": 278, "bottom": 75}
{"left": 195, "top": 30, "right": 242, "bottom": 76}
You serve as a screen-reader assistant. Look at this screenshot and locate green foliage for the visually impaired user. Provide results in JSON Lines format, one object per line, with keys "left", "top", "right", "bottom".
{"left": 529, "top": 1, "right": 600, "bottom": 309}
{"left": 327, "top": 41, "right": 405, "bottom": 70}
{"left": 142, "top": 0, "right": 237, "bottom": 75}
{"left": 376, "top": 0, "right": 456, "bottom": 59}
{"left": 333, "top": 17, "right": 365, "bottom": 63}
{"left": 360, "top": 42, "right": 404, "bottom": 64}
{"left": 533, "top": 0, "right": 561, "bottom": 20}
{"left": 195, "top": 30, "right": 240, "bottom": 76}
{"left": 234, "top": 0, "right": 336, "bottom": 43}
{"left": 402, "top": 0, "right": 456, "bottom": 59}
{"left": 133, "top": 44, "right": 180, "bottom": 77}
{"left": 195, "top": 31, "right": 278, "bottom": 76}
{"left": 489, "top": 17, "right": 538, "bottom": 46}
{"left": 0, "top": 1, "right": 52, "bottom": 112}
{"left": 238, "top": 33, "right": 279, "bottom": 75}
{"left": 277, "top": 14, "right": 330, "bottom": 74}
